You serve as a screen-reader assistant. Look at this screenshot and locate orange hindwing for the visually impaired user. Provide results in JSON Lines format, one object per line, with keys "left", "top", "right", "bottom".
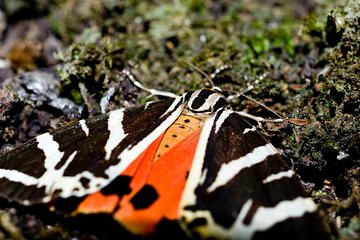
{"left": 76, "top": 112, "right": 204, "bottom": 234}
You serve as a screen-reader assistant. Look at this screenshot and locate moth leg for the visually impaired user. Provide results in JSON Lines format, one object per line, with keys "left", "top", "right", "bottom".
{"left": 100, "top": 86, "right": 116, "bottom": 113}
{"left": 227, "top": 73, "right": 286, "bottom": 127}
{"left": 121, "top": 69, "right": 178, "bottom": 98}
{"left": 235, "top": 110, "right": 284, "bottom": 127}
{"left": 99, "top": 68, "right": 178, "bottom": 113}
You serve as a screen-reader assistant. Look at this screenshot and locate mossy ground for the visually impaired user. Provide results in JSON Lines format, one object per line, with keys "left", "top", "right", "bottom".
{"left": 0, "top": 0, "right": 359, "bottom": 239}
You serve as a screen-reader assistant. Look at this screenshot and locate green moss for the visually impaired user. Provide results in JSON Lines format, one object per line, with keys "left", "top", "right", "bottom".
{"left": 304, "top": 14, "right": 325, "bottom": 38}
{"left": 50, "top": 0, "right": 313, "bottom": 98}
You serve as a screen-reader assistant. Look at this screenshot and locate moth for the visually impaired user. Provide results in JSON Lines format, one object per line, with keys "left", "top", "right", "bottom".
{"left": 0, "top": 69, "right": 331, "bottom": 239}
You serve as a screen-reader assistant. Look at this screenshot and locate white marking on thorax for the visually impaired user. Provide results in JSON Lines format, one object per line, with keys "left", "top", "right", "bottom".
{"left": 188, "top": 91, "right": 222, "bottom": 113}
{"left": 187, "top": 90, "right": 201, "bottom": 107}
{"left": 206, "top": 143, "right": 278, "bottom": 192}
{"left": 262, "top": 169, "right": 295, "bottom": 184}
{"left": 104, "top": 109, "right": 128, "bottom": 160}
{"left": 79, "top": 119, "right": 89, "bottom": 136}
{"left": 197, "top": 94, "right": 221, "bottom": 112}
{"left": 206, "top": 93, "right": 222, "bottom": 106}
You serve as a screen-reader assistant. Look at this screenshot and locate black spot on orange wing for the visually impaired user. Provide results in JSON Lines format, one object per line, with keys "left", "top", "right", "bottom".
{"left": 184, "top": 119, "right": 190, "bottom": 123}
{"left": 100, "top": 176, "right": 132, "bottom": 196}
{"left": 130, "top": 184, "right": 159, "bottom": 210}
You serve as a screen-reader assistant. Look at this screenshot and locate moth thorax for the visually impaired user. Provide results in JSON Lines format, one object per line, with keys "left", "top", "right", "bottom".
{"left": 186, "top": 89, "right": 228, "bottom": 115}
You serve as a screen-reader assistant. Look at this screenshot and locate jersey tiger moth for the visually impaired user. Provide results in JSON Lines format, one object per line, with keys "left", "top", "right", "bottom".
{"left": 0, "top": 69, "right": 332, "bottom": 239}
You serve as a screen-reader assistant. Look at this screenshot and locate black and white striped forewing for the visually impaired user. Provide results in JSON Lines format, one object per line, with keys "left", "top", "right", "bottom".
{"left": 180, "top": 108, "right": 331, "bottom": 240}
{"left": 0, "top": 96, "right": 185, "bottom": 205}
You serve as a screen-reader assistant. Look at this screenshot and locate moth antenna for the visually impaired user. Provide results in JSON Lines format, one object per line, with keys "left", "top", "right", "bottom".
{"left": 121, "top": 68, "right": 178, "bottom": 98}
{"left": 185, "top": 61, "right": 215, "bottom": 88}
{"left": 227, "top": 72, "right": 269, "bottom": 101}
{"left": 226, "top": 70, "right": 287, "bottom": 123}
{"left": 209, "top": 65, "right": 232, "bottom": 80}
{"left": 232, "top": 92, "right": 310, "bottom": 126}
{"left": 237, "top": 93, "right": 284, "bottom": 119}
{"left": 186, "top": 62, "right": 233, "bottom": 90}
{"left": 234, "top": 92, "right": 286, "bottom": 126}
{"left": 227, "top": 76, "right": 286, "bottom": 124}
{"left": 226, "top": 84, "right": 255, "bottom": 101}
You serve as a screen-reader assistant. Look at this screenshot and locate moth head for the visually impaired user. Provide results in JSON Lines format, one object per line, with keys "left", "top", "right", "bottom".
{"left": 186, "top": 89, "right": 228, "bottom": 114}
